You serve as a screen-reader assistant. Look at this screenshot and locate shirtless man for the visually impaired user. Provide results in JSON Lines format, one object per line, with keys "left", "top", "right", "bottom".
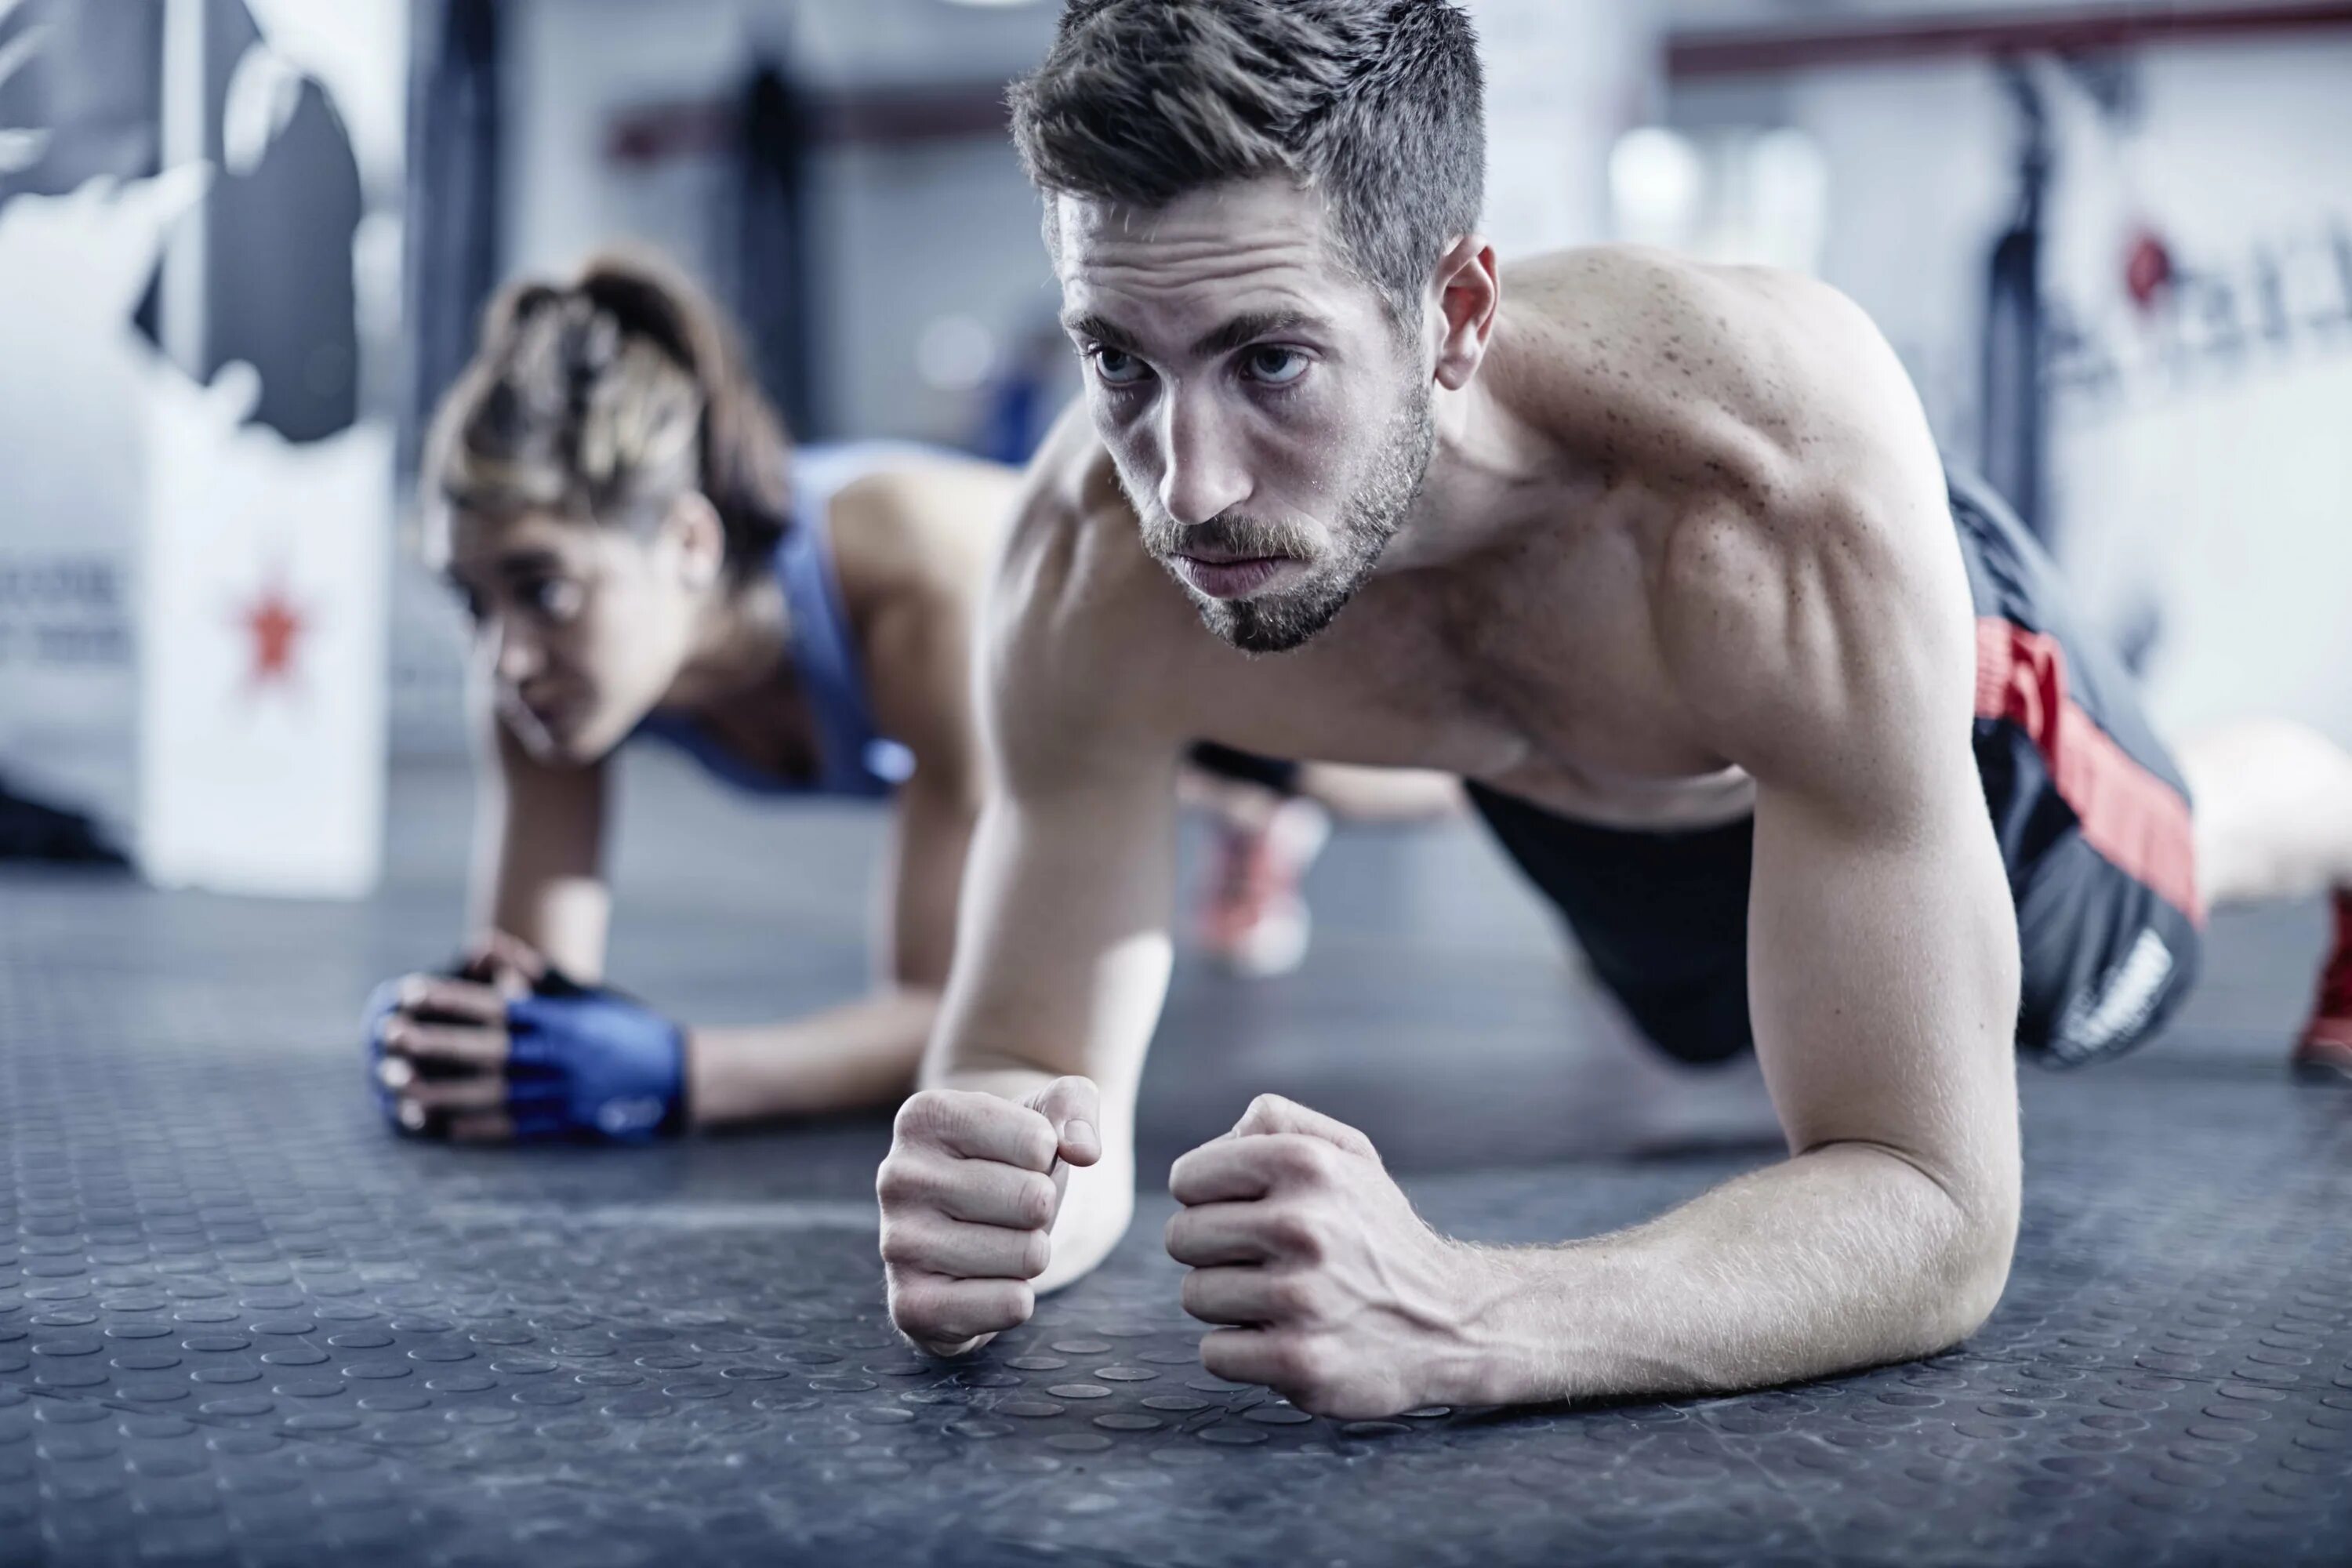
{"left": 876, "top": 0, "right": 2352, "bottom": 1420}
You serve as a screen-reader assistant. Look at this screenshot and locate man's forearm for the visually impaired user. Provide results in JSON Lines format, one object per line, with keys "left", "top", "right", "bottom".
{"left": 1446, "top": 1142, "right": 2016, "bottom": 1406}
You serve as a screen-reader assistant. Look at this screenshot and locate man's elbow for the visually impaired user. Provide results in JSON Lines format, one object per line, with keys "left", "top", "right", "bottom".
{"left": 1854, "top": 1138, "right": 2020, "bottom": 1351}
{"left": 1922, "top": 1178, "right": 2019, "bottom": 1348}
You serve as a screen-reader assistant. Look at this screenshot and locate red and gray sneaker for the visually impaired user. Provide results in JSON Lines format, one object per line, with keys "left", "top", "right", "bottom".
{"left": 2292, "top": 889, "right": 2352, "bottom": 1080}
{"left": 1197, "top": 797, "right": 1332, "bottom": 978}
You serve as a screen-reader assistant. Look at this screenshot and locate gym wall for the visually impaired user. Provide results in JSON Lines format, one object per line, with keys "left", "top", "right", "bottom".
{"left": 1668, "top": 27, "right": 2352, "bottom": 746}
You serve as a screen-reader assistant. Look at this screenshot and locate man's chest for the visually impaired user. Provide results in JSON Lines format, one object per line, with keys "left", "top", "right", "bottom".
{"left": 1178, "top": 546, "right": 1753, "bottom": 827}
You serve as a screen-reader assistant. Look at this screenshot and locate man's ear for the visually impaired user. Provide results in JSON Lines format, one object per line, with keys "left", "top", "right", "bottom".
{"left": 1428, "top": 234, "right": 1500, "bottom": 391}
{"left": 661, "top": 492, "right": 728, "bottom": 591}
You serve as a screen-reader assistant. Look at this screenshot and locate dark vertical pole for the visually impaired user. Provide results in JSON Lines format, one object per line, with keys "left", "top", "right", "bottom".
{"left": 1982, "top": 60, "right": 2051, "bottom": 541}
{"left": 735, "top": 62, "right": 815, "bottom": 441}
{"left": 402, "top": 0, "right": 502, "bottom": 477}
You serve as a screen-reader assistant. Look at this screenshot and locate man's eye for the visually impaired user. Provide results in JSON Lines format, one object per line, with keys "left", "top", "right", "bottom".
{"left": 1091, "top": 348, "right": 1152, "bottom": 387}
{"left": 1243, "top": 347, "right": 1309, "bottom": 387}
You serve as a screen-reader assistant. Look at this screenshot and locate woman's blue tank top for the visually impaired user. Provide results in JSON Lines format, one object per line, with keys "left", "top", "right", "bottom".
{"left": 630, "top": 443, "right": 938, "bottom": 798}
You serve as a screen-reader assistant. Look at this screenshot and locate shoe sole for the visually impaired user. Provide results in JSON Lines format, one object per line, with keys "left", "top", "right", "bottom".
{"left": 2291, "top": 1033, "right": 2352, "bottom": 1082}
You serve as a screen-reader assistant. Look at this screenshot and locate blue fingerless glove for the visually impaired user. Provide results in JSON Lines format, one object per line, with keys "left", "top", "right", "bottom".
{"left": 362, "top": 966, "right": 686, "bottom": 1142}
{"left": 503, "top": 971, "right": 687, "bottom": 1142}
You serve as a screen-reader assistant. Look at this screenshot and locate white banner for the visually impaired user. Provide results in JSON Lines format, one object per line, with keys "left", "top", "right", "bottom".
{"left": 139, "top": 379, "right": 390, "bottom": 898}
{"left": 0, "top": 0, "right": 404, "bottom": 891}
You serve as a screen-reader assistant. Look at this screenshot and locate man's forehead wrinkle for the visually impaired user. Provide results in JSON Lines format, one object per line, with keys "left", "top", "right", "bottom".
{"left": 1064, "top": 197, "right": 1338, "bottom": 269}
{"left": 1069, "top": 235, "right": 1335, "bottom": 317}
{"left": 1063, "top": 229, "right": 1328, "bottom": 308}
{"left": 1076, "top": 224, "right": 1327, "bottom": 271}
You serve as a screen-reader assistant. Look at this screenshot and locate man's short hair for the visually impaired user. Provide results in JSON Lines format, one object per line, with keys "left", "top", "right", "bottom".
{"left": 1009, "top": 0, "right": 1486, "bottom": 318}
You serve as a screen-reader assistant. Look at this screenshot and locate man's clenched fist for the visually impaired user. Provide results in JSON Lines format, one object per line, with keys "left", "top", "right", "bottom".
{"left": 1166, "top": 1094, "right": 1481, "bottom": 1420}
{"left": 880, "top": 1076, "right": 1101, "bottom": 1356}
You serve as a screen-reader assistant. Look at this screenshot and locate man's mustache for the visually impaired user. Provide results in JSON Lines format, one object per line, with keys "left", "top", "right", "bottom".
{"left": 1141, "top": 512, "right": 1316, "bottom": 562}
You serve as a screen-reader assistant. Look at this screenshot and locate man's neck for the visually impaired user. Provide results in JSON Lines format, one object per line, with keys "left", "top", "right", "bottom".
{"left": 1379, "top": 305, "right": 1599, "bottom": 575}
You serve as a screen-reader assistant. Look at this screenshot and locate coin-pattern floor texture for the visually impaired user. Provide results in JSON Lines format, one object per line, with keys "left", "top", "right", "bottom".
{"left": 3, "top": 755, "right": 2347, "bottom": 1566}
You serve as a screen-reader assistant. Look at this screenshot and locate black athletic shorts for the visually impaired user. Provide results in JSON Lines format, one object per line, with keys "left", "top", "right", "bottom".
{"left": 1468, "top": 467, "right": 2204, "bottom": 1068}
{"left": 1189, "top": 742, "right": 1303, "bottom": 796}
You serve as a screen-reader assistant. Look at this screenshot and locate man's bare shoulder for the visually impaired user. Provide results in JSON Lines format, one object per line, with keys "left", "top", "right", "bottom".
{"left": 1499, "top": 245, "right": 1931, "bottom": 502}
{"left": 1501, "top": 249, "right": 1972, "bottom": 782}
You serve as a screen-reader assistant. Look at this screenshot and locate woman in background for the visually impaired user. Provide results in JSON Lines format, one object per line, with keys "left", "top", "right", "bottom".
{"left": 365, "top": 252, "right": 1011, "bottom": 1141}
{"left": 365, "top": 251, "right": 1451, "bottom": 1142}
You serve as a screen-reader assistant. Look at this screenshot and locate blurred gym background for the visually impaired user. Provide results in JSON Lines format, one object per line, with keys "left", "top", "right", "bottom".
{"left": 0, "top": 0, "right": 2346, "bottom": 896}
{"left": 3, "top": 16, "right": 2348, "bottom": 1559}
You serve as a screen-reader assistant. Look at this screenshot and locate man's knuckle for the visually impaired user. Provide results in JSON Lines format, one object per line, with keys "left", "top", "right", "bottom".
{"left": 1265, "top": 1207, "right": 1321, "bottom": 1258}
{"left": 1018, "top": 1174, "right": 1058, "bottom": 1229}
{"left": 1165, "top": 1156, "right": 1203, "bottom": 1205}
{"left": 1016, "top": 1123, "right": 1057, "bottom": 1171}
{"left": 989, "top": 1280, "right": 1036, "bottom": 1330}
{"left": 877, "top": 1221, "right": 927, "bottom": 1269}
{"left": 1271, "top": 1334, "right": 1332, "bottom": 1392}
{"left": 906, "top": 1089, "right": 992, "bottom": 1145}
{"left": 1017, "top": 1230, "right": 1053, "bottom": 1279}
{"left": 875, "top": 1158, "right": 916, "bottom": 1206}
{"left": 1260, "top": 1336, "right": 1307, "bottom": 1385}
{"left": 1268, "top": 1138, "right": 1330, "bottom": 1185}
{"left": 894, "top": 1091, "right": 949, "bottom": 1140}
{"left": 1266, "top": 1274, "right": 1317, "bottom": 1320}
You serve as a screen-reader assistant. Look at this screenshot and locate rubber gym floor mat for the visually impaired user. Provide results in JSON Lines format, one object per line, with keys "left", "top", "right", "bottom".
{"left": 4, "top": 862, "right": 2350, "bottom": 1565}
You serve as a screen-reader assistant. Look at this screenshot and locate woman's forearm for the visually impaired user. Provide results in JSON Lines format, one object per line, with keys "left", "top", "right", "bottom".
{"left": 684, "top": 987, "right": 942, "bottom": 1126}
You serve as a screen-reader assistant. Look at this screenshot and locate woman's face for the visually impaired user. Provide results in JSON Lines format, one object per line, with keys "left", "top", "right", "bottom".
{"left": 426, "top": 504, "right": 707, "bottom": 766}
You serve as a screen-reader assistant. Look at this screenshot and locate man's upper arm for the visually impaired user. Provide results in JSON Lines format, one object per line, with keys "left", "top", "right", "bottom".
{"left": 878, "top": 759, "right": 977, "bottom": 993}
{"left": 1658, "top": 459, "right": 2021, "bottom": 1257}
{"left": 924, "top": 485, "right": 1185, "bottom": 1109}
{"left": 858, "top": 522, "right": 986, "bottom": 993}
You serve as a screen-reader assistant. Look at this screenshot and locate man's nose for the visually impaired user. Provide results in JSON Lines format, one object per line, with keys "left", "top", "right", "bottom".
{"left": 1156, "top": 389, "right": 1251, "bottom": 528}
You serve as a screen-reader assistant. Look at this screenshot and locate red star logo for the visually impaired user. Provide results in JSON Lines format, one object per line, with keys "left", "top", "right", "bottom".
{"left": 232, "top": 573, "right": 310, "bottom": 694}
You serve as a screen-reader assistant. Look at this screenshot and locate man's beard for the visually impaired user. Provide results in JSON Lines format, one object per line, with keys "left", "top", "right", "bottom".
{"left": 1133, "top": 387, "right": 1435, "bottom": 655}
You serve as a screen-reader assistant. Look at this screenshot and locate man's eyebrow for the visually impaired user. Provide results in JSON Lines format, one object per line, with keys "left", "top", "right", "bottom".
{"left": 1189, "top": 310, "right": 1320, "bottom": 359}
{"left": 1059, "top": 309, "right": 1327, "bottom": 361}
{"left": 1062, "top": 311, "right": 1145, "bottom": 354}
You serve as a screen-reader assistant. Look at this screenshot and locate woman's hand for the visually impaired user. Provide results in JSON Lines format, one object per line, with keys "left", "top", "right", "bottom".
{"left": 361, "top": 932, "right": 687, "bottom": 1143}
{"left": 363, "top": 969, "right": 521, "bottom": 1142}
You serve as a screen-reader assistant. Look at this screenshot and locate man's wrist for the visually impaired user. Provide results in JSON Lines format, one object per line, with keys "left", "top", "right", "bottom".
{"left": 1039, "top": 1163, "right": 1134, "bottom": 1294}
{"left": 931, "top": 1065, "right": 1059, "bottom": 1103}
{"left": 1425, "top": 1241, "right": 1596, "bottom": 1409}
